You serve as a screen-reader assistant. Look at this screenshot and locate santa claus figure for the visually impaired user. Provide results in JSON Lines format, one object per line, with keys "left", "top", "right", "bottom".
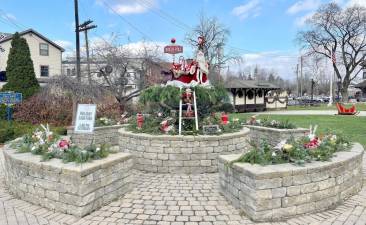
{"left": 165, "top": 36, "right": 210, "bottom": 87}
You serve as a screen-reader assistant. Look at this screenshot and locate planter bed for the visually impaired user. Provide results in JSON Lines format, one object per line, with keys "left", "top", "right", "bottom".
{"left": 245, "top": 125, "right": 309, "bottom": 147}
{"left": 2, "top": 143, "right": 134, "bottom": 217}
{"left": 218, "top": 143, "right": 364, "bottom": 222}
{"left": 67, "top": 125, "right": 124, "bottom": 148}
{"left": 119, "top": 128, "right": 250, "bottom": 174}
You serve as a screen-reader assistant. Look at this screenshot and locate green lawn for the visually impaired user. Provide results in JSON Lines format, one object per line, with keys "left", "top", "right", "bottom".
{"left": 233, "top": 114, "right": 366, "bottom": 146}
{"left": 287, "top": 103, "right": 366, "bottom": 111}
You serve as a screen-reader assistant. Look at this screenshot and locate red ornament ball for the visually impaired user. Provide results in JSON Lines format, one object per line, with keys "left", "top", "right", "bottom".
{"left": 171, "top": 38, "right": 176, "bottom": 44}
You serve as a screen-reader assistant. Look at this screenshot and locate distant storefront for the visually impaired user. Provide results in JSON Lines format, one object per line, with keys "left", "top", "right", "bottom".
{"left": 225, "top": 79, "right": 287, "bottom": 112}
{"left": 355, "top": 80, "right": 366, "bottom": 101}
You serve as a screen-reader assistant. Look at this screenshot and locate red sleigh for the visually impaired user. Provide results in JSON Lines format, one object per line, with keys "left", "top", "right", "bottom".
{"left": 336, "top": 103, "right": 359, "bottom": 115}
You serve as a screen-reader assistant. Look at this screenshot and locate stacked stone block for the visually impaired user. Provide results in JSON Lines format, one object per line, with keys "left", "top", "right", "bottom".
{"left": 218, "top": 143, "right": 364, "bottom": 222}
{"left": 67, "top": 125, "right": 124, "bottom": 148}
{"left": 119, "top": 128, "right": 250, "bottom": 173}
{"left": 2, "top": 145, "right": 134, "bottom": 217}
{"left": 245, "top": 125, "right": 309, "bottom": 147}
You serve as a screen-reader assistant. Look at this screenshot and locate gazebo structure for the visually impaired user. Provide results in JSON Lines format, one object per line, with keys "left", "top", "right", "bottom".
{"left": 355, "top": 80, "right": 366, "bottom": 101}
{"left": 225, "top": 79, "right": 282, "bottom": 112}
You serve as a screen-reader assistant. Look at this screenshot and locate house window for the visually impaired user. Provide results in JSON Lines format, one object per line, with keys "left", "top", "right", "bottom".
{"left": 67, "top": 69, "right": 71, "bottom": 76}
{"left": 39, "top": 43, "right": 49, "bottom": 56}
{"left": 0, "top": 71, "right": 6, "bottom": 81}
{"left": 40, "top": 66, "right": 49, "bottom": 77}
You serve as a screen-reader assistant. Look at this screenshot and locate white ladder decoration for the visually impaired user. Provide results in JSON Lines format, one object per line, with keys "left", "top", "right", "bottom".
{"left": 178, "top": 88, "right": 199, "bottom": 135}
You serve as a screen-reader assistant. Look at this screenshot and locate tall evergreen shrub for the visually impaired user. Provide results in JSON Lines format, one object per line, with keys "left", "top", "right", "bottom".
{"left": 2, "top": 32, "right": 40, "bottom": 98}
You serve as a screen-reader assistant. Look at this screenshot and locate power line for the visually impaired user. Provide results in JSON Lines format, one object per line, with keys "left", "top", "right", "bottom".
{"left": 98, "top": 0, "right": 153, "bottom": 41}
{"left": 136, "top": 0, "right": 192, "bottom": 31}
{"left": 135, "top": 0, "right": 300, "bottom": 59}
{"left": 0, "top": 9, "right": 76, "bottom": 53}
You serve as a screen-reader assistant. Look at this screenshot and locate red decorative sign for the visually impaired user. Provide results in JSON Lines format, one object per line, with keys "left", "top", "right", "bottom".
{"left": 164, "top": 45, "right": 183, "bottom": 54}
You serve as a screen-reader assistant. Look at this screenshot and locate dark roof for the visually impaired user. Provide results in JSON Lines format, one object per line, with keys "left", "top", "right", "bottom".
{"left": 225, "top": 79, "right": 280, "bottom": 89}
{"left": 0, "top": 32, "right": 11, "bottom": 39}
{"left": 0, "top": 29, "right": 65, "bottom": 52}
{"left": 355, "top": 80, "right": 366, "bottom": 88}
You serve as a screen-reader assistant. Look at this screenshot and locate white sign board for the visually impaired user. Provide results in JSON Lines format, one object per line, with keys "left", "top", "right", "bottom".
{"left": 74, "top": 104, "right": 96, "bottom": 133}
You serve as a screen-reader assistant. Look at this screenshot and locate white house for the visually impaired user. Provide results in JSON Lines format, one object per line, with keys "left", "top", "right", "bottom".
{"left": 0, "top": 29, "right": 64, "bottom": 87}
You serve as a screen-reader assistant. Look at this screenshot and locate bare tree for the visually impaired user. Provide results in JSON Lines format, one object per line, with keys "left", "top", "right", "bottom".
{"left": 46, "top": 75, "right": 107, "bottom": 125}
{"left": 91, "top": 38, "right": 163, "bottom": 111}
{"left": 297, "top": 3, "right": 366, "bottom": 101}
{"left": 186, "top": 13, "right": 242, "bottom": 84}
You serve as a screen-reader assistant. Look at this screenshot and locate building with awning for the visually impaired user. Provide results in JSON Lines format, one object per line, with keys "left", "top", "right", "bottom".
{"left": 355, "top": 80, "right": 366, "bottom": 101}
{"left": 225, "top": 79, "right": 286, "bottom": 112}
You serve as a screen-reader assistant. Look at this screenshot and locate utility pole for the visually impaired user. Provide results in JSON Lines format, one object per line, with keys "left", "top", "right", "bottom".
{"left": 311, "top": 78, "right": 315, "bottom": 103}
{"left": 296, "top": 64, "right": 299, "bottom": 97}
{"left": 74, "top": 0, "right": 81, "bottom": 83}
{"left": 300, "top": 56, "right": 303, "bottom": 97}
{"left": 79, "top": 20, "right": 97, "bottom": 84}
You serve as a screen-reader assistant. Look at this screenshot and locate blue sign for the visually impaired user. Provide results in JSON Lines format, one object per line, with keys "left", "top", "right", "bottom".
{"left": 0, "top": 92, "right": 22, "bottom": 121}
{"left": 0, "top": 92, "right": 22, "bottom": 104}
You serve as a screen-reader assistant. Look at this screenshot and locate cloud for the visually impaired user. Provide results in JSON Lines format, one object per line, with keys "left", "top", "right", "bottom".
{"left": 294, "top": 11, "right": 314, "bottom": 27}
{"left": 346, "top": 0, "right": 366, "bottom": 7}
{"left": 97, "top": 0, "right": 156, "bottom": 15}
{"left": 1, "top": 13, "right": 16, "bottom": 21}
{"left": 54, "top": 40, "right": 75, "bottom": 59}
{"left": 54, "top": 40, "right": 73, "bottom": 50}
{"left": 287, "top": 0, "right": 320, "bottom": 14}
{"left": 232, "top": 0, "right": 261, "bottom": 21}
{"left": 240, "top": 51, "right": 299, "bottom": 79}
{"left": 121, "top": 41, "right": 166, "bottom": 58}
{"left": 88, "top": 33, "right": 166, "bottom": 58}
{"left": 291, "top": 0, "right": 366, "bottom": 27}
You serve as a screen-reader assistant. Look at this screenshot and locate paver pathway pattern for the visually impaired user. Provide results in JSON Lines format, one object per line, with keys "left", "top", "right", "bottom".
{"left": 254, "top": 110, "right": 366, "bottom": 117}
{"left": 0, "top": 147, "right": 366, "bottom": 225}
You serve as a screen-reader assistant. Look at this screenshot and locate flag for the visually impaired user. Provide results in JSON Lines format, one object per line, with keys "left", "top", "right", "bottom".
{"left": 331, "top": 51, "right": 336, "bottom": 64}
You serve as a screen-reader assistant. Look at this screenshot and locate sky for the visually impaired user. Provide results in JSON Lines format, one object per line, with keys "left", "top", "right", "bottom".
{"left": 0, "top": 0, "right": 365, "bottom": 79}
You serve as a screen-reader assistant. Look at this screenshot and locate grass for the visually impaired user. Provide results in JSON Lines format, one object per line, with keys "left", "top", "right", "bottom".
{"left": 287, "top": 103, "right": 366, "bottom": 111}
{"left": 233, "top": 114, "right": 366, "bottom": 146}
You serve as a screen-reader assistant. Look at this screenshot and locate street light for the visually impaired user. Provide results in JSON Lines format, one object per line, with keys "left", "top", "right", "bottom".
{"left": 362, "top": 58, "right": 366, "bottom": 80}
{"left": 311, "top": 77, "right": 316, "bottom": 104}
{"left": 337, "top": 77, "right": 342, "bottom": 102}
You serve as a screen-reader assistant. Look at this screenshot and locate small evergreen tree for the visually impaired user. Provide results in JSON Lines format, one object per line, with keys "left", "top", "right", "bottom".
{"left": 2, "top": 32, "right": 40, "bottom": 98}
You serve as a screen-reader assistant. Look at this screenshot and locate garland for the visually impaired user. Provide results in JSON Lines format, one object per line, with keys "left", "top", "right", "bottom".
{"left": 266, "top": 95, "right": 288, "bottom": 104}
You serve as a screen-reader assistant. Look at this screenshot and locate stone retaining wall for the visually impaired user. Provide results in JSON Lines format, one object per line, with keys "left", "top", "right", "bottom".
{"left": 218, "top": 143, "right": 364, "bottom": 222}
{"left": 67, "top": 125, "right": 124, "bottom": 148}
{"left": 245, "top": 125, "right": 309, "bottom": 147}
{"left": 119, "top": 128, "right": 250, "bottom": 174}
{"left": 3, "top": 144, "right": 134, "bottom": 217}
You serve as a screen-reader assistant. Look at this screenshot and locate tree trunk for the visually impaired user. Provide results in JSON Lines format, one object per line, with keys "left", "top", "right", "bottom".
{"left": 71, "top": 97, "right": 78, "bottom": 126}
{"left": 341, "top": 88, "right": 348, "bottom": 103}
{"left": 116, "top": 98, "right": 126, "bottom": 113}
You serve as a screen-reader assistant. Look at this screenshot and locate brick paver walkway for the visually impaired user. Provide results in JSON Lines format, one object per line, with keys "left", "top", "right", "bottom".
{"left": 254, "top": 110, "right": 366, "bottom": 117}
{"left": 0, "top": 149, "right": 366, "bottom": 225}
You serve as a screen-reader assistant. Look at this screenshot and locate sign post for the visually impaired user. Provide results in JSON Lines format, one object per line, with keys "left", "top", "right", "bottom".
{"left": 74, "top": 104, "right": 97, "bottom": 133}
{"left": 0, "top": 92, "right": 22, "bottom": 121}
{"left": 164, "top": 38, "right": 183, "bottom": 64}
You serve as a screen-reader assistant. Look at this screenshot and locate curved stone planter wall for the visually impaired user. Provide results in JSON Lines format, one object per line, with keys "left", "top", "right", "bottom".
{"left": 119, "top": 128, "right": 250, "bottom": 174}
{"left": 218, "top": 143, "right": 364, "bottom": 222}
{"left": 245, "top": 125, "right": 309, "bottom": 147}
{"left": 3, "top": 144, "right": 134, "bottom": 217}
{"left": 67, "top": 125, "right": 124, "bottom": 148}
